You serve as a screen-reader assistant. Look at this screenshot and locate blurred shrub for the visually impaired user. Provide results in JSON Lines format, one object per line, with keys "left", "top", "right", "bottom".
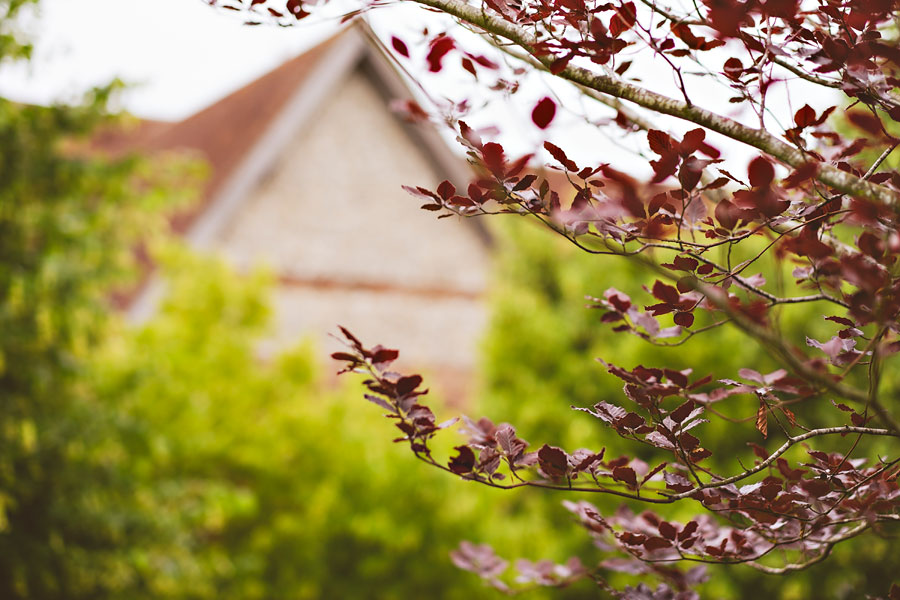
{"left": 95, "top": 249, "right": 603, "bottom": 599}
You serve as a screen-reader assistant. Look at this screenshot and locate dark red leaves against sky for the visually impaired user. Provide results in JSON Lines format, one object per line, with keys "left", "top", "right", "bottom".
{"left": 426, "top": 35, "right": 455, "bottom": 72}
{"left": 531, "top": 97, "right": 556, "bottom": 129}
{"left": 390, "top": 36, "right": 409, "bottom": 58}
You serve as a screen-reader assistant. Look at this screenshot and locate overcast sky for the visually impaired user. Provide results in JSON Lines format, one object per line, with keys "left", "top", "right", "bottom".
{"left": 0, "top": 0, "right": 341, "bottom": 120}
{"left": 0, "top": 0, "right": 839, "bottom": 178}
{"left": 0, "top": 0, "right": 625, "bottom": 159}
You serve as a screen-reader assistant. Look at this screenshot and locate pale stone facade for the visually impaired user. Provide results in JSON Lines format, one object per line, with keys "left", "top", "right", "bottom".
{"left": 214, "top": 69, "right": 489, "bottom": 370}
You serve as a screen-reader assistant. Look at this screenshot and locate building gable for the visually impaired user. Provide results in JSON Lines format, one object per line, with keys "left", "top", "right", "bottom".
{"left": 122, "top": 22, "right": 490, "bottom": 383}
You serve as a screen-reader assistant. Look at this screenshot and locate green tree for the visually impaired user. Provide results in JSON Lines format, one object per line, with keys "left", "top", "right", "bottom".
{"left": 0, "top": 2, "right": 196, "bottom": 593}
{"left": 0, "top": 7, "right": 593, "bottom": 597}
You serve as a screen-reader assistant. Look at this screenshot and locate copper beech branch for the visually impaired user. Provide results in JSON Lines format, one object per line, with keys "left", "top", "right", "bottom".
{"left": 636, "top": 0, "right": 846, "bottom": 92}
{"left": 332, "top": 329, "right": 899, "bottom": 587}
{"left": 410, "top": 0, "right": 900, "bottom": 209}
{"left": 666, "top": 426, "right": 898, "bottom": 500}
{"left": 337, "top": 336, "right": 899, "bottom": 498}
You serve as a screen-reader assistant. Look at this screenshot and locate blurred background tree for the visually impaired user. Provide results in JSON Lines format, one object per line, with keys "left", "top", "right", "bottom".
{"left": 0, "top": 0, "right": 188, "bottom": 592}
{"left": 0, "top": 5, "right": 593, "bottom": 597}
{"left": 94, "top": 249, "right": 604, "bottom": 599}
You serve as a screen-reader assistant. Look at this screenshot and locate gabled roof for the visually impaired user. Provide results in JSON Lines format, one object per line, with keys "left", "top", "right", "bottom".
{"left": 103, "top": 20, "right": 483, "bottom": 321}
{"left": 98, "top": 21, "right": 474, "bottom": 245}
{"left": 94, "top": 29, "right": 350, "bottom": 234}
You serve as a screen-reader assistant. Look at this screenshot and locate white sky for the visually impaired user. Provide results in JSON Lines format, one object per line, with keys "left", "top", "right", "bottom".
{"left": 0, "top": 0, "right": 341, "bottom": 120}
{"left": 0, "top": 0, "right": 839, "bottom": 179}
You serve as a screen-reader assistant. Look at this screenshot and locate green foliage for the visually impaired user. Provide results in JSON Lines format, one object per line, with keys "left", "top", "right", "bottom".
{"left": 0, "top": 1, "right": 35, "bottom": 63}
{"left": 0, "top": 60, "right": 195, "bottom": 595}
{"left": 0, "top": 9, "right": 597, "bottom": 594}
{"left": 0, "top": 72, "right": 592, "bottom": 597}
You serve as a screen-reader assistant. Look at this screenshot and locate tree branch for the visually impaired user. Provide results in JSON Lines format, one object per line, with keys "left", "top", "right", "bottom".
{"left": 669, "top": 426, "right": 898, "bottom": 499}
{"left": 411, "top": 0, "right": 900, "bottom": 208}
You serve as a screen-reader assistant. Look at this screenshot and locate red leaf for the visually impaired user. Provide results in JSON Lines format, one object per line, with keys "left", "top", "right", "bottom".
{"left": 674, "top": 311, "right": 694, "bottom": 327}
{"left": 671, "top": 400, "right": 696, "bottom": 423}
{"left": 747, "top": 442, "right": 769, "bottom": 460}
{"left": 481, "top": 142, "right": 507, "bottom": 176}
{"left": 678, "top": 156, "right": 704, "bottom": 191}
{"left": 782, "top": 162, "right": 818, "bottom": 189}
{"left": 437, "top": 180, "right": 456, "bottom": 200}
{"left": 427, "top": 36, "right": 455, "bottom": 72}
{"left": 756, "top": 402, "right": 768, "bottom": 438}
{"left": 651, "top": 153, "right": 679, "bottom": 183}
{"left": 780, "top": 406, "right": 797, "bottom": 428}
{"left": 825, "top": 316, "right": 855, "bottom": 327}
{"left": 544, "top": 141, "right": 578, "bottom": 171}
{"left": 643, "top": 536, "right": 672, "bottom": 551}
{"left": 679, "top": 128, "right": 706, "bottom": 155}
{"left": 794, "top": 104, "right": 816, "bottom": 128}
{"left": 652, "top": 280, "right": 680, "bottom": 304}
{"left": 391, "top": 36, "right": 410, "bottom": 58}
{"left": 664, "top": 471, "right": 693, "bottom": 492}
{"left": 609, "top": 3, "right": 637, "bottom": 37}
{"left": 612, "top": 465, "right": 638, "bottom": 488}
{"left": 338, "top": 325, "right": 363, "bottom": 350}
{"left": 550, "top": 53, "right": 573, "bottom": 74}
{"left": 672, "top": 256, "right": 698, "bottom": 271}
{"left": 495, "top": 424, "right": 518, "bottom": 455}
{"left": 678, "top": 520, "right": 698, "bottom": 542}
{"left": 618, "top": 411, "right": 645, "bottom": 429}
{"left": 372, "top": 347, "right": 399, "bottom": 364}
{"left": 689, "top": 447, "right": 712, "bottom": 462}
{"left": 461, "top": 57, "right": 476, "bottom": 77}
{"left": 648, "top": 130, "right": 674, "bottom": 155}
{"left": 620, "top": 532, "right": 647, "bottom": 545}
{"left": 472, "top": 54, "right": 499, "bottom": 69}
{"left": 847, "top": 110, "right": 884, "bottom": 136}
{"left": 642, "top": 461, "right": 668, "bottom": 485}
{"left": 365, "top": 393, "right": 395, "bottom": 412}
{"left": 449, "top": 446, "right": 476, "bottom": 473}
{"left": 723, "top": 57, "right": 743, "bottom": 80}
{"left": 512, "top": 174, "right": 538, "bottom": 191}
{"left": 659, "top": 522, "right": 678, "bottom": 540}
{"left": 286, "top": 0, "right": 307, "bottom": 18}
{"left": 714, "top": 199, "right": 740, "bottom": 229}
{"left": 397, "top": 375, "right": 423, "bottom": 397}
{"left": 679, "top": 432, "right": 699, "bottom": 451}
{"left": 838, "top": 138, "right": 868, "bottom": 160}
{"left": 748, "top": 157, "right": 775, "bottom": 187}
{"left": 698, "top": 141, "right": 721, "bottom": 158}
{"left": 531, "top": 97, "right": 557, "bottom": 129}
{"left": 538, "top": 444, "right": 569, "bottom": 479}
